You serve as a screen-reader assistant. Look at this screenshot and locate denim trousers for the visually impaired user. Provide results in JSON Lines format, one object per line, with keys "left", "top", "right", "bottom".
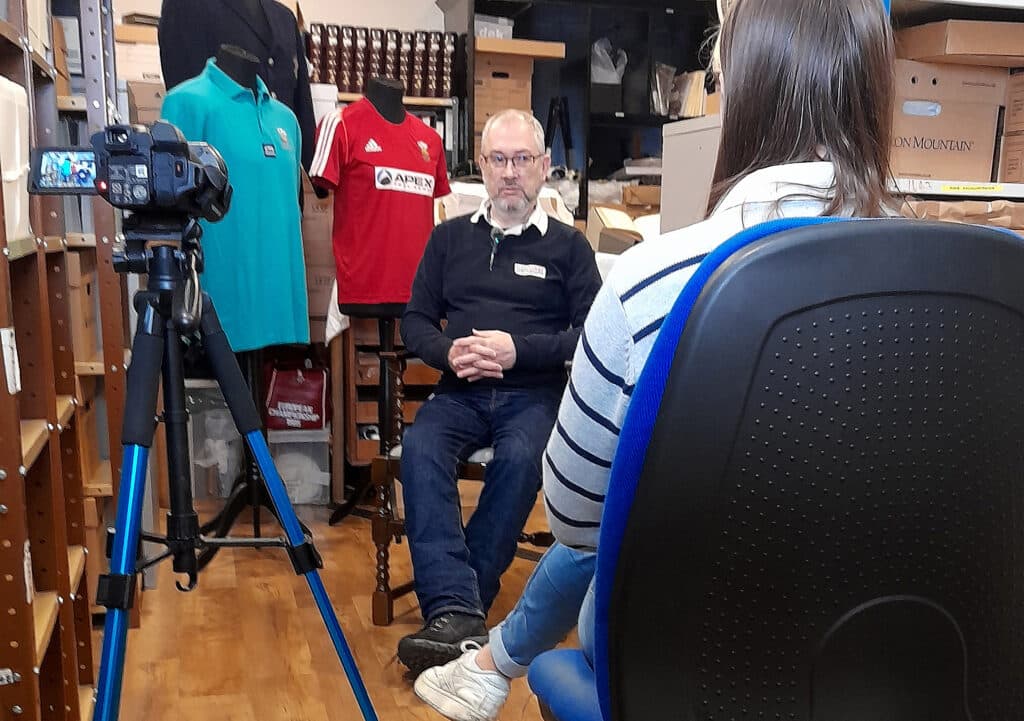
{"left": 489, "top": 541, "right": 597, "bottom": 678}
{"left": 400, "top": 386, "right": 561, "bottom": 622}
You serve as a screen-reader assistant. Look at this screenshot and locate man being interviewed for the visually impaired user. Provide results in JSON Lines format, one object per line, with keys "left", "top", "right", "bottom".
{"left": 397, "top": 109, "right": 602, "bottom": 675}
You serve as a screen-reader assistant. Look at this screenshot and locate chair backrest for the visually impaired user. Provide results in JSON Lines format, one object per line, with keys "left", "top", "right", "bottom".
{"left": 594, "top": 217, "right": 1024, "bottom": 721}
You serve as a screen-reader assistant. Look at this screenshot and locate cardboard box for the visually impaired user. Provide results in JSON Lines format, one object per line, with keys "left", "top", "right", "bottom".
{"left": 114, "top": 23, "right": 158, "bottom": 44}
{"left": 306, "top": 264, "right": 336, "bottom": 318}
{"left": 895, "top": 59, "right": 1007, "bottom": 105}
{"left": 56, "top": 72, "right": 71, "bottom": 97}
{"left": 301, "top": 174, "right": 333, "bottom": 265}
{"left": 55, "top": 16, "right": 82, "bottom": 75}
{"left": 586, "top": 205, "right": 643, "bottom": 254}
{"left": 116, "top": 43, "right": 162, "bottom": 83}
{"left": 473, "top": 53, "right": 534, "bottom": 156}
{"left": 53, "top": 19, "right": 71, "bottom": 96}
{"left": 622, "top": 184, "right": 661, "bottom": 208}
{"left": 903, "top": 197, "right": 1024, "bottom": 234}
{"left": 127, "top": 81, "right": 165, "bottom": 125}
{"left": 52, "top": 19, "right": 69, "bottom": 78}
{"left": 891, "top": 60, "right": 1006, "bottom": 182}
{"left": 1001, "top": 133, "right": 1024, "bottom": 182}
{"left": 661, "top": 113, "right": 722, "bottom": 233}
{"left": 1006, "top": 72, "right": 1024, "bottom": 136}
{"left": 26, "top": 0, "right": 49, "bottom": 52}
{"left": 897, "top": 20, "right": 1024, "bottom": 68}
{"left": 66, "top": 250, "right": 98, "bottom": 362}
{"left": 309, "top": 316, "right": 327, "bottom": 345}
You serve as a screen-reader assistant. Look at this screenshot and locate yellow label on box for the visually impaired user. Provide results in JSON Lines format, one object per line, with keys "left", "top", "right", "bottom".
{"left": 940, "top": 183, "right": 1003, "bottom": 194}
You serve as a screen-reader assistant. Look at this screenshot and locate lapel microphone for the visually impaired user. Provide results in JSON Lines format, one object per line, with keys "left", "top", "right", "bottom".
{"left": 489, "top": 226, "right": 504, "bottom": 271}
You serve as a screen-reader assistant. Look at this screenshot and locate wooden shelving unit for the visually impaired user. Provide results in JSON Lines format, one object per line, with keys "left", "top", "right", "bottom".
{"left": 78, "top": 686, "right": 95, "bottom": 721}
{"left": 0, "top": 0, "right": 124, "bottom": 718}
{"left": 32, "top": 591, "right": 59, "bottom": 665}
{"left": 343, "top": 317, "right": 442, "bottom": 466}
{"left": 56, "top": 93, "right": 85, "bottom": 112}
{"left": 20, "top": 417, "right": 49, "bottom": 466}
{"left": 83, "top": 459, "right": 113, "bottom": 498}
{"left": 65, "top": 231, "right": 96, "bottom": 247}
{"left": 474, "top": 36, "right": 566, "bottom": 58}
{"left": 67, "top": 544, "right": 86, "bottom": 590}
{"left": 338, "top": 90, "right": 454, "bottom": 107}
{"left": 57, "top": 394, "right": 75, "bottom": 426}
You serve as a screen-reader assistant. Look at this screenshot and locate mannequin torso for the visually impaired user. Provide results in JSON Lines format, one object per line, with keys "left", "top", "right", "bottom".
{"left": 216, "top": 44, "right": 260, "bottom": 91}
{"left": 160, "top": 0, "right": 317, "bottom": 172}
{"left": 364, "top": 77, "right": 405, "bottom": 125}
{"left": 336, "top": 75, "right": 409, "bottom": 317}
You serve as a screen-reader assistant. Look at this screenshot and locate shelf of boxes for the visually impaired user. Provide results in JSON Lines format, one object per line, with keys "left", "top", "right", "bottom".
{"left": 0, "top": 1, "right": 125, "bottom": 718}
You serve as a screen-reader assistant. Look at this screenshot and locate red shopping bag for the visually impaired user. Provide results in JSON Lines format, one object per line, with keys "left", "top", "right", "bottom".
{"left": 264, "top": 364, "right": 328, "bottom": 430}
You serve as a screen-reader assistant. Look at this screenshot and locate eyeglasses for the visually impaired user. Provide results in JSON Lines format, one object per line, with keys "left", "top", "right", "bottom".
{"left": 482, "top": 152, "right": 542, "bottom": 169}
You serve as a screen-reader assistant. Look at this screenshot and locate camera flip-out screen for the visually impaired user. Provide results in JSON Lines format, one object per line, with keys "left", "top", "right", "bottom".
{"left": 30, "top": 148, "right": 98, "bottom": 195}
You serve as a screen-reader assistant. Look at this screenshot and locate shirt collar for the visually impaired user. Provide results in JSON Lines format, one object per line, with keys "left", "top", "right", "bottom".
{"left": 470, "top": 199, "right": 550, "bottom": 237}
{"left": 711, "top": 161, "right": 837, "bottom": 217}
{"left": 205, "top": 57, "right": 272, "bottom": 102}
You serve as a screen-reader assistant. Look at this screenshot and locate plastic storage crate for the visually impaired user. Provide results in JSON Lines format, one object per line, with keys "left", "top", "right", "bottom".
{"left": 268, "top": 427, "right": 331, "bottom": 505}
{"left": 186, "top": 380, "right": 243, "bottom": 500}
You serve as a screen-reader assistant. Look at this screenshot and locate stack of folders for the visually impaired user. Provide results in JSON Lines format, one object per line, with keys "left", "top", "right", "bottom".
{"left": 670, "top": 70, "right": 708, "bottom": 119}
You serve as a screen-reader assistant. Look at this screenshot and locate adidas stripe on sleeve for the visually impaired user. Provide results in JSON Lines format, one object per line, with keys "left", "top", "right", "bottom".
{"left": 309, "top": 109, "right": 346, "bottom": 190}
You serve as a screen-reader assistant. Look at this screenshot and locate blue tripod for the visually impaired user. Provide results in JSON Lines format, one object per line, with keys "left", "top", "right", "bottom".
{"left": 91, "top": 222, "right": 377, "bottom": 721}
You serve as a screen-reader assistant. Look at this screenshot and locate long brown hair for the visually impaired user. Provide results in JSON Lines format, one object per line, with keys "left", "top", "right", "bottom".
{"left": 707, "top": 0, "right": 895, "bottom": 217}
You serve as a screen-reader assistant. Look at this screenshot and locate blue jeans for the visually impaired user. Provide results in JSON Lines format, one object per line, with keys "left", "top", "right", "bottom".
{"left": 579, "top": 574, "right": 596, "bottom": 669}
{"left": 490, "top": 542, "right": 596, "bottom": 678}
{"left": 401, "top": 386, "right": 562, "bottom": 622}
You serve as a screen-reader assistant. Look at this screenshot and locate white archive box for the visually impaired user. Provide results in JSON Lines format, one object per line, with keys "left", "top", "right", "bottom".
{"left": 0, "top": 76, "right": 34, "bottom": 245}
{"left": 115, "top": 42, "right": 163, "bottom": 83}
{"left": 26, "top": 0, "right": 49, "bottom": 53}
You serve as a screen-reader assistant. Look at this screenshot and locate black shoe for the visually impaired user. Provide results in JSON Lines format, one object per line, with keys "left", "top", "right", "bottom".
{"left": 397, "top": 612, "right": 487, "bottom": 676}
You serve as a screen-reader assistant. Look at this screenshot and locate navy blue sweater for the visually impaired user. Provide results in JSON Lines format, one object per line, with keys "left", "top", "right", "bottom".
{"left": 401, "top": 214, "right": 601, "bottom": 391}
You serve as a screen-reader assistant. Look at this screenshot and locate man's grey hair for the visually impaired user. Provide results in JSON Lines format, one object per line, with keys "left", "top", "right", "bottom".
{"left": 480, "top": 109, "right": 547, "bottom": 155}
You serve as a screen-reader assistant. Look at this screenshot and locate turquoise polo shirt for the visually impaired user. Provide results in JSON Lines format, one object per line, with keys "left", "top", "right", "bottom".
{"left": 160, "top": 58, "right": 309, "bottom": 352}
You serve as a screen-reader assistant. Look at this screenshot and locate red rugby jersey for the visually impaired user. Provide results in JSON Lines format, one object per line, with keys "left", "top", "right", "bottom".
{"left": 310, "top": 98, "right": 450, "bottom": 305}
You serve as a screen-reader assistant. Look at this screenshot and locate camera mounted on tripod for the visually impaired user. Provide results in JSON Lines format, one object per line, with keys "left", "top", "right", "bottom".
{"left": 29, "top": 119, "right": 378, "bottom": 721}
{"left": 30, "top": 119, "right": 232, "bottom": 221}
{"left": 30, "top": 120, "right": 233, "bottom": 329}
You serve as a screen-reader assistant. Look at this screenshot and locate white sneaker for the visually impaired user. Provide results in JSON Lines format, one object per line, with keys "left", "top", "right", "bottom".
{"left": 414, "top": 643, "right": 511, "bottom": 721}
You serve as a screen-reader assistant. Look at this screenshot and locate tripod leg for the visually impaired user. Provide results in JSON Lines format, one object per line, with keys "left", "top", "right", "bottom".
{"left": 94, "top": 303, "right": 164, "bottom": 721}
{"left": 200, "top": 295, "right": 378, "bottom": 721}
{"left": 248, "top": 433, "right": 378, "bottom": 721}
{"left": 244, "top": 350, "right": 263, "bottom": 538}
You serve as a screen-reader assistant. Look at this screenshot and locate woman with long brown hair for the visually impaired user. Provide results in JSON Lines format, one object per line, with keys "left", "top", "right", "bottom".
{"left": 413, "top": 2, "right": 896, "bottom": 719}
{"left": 709, "top": 0, "right": 895, "bottom": 219}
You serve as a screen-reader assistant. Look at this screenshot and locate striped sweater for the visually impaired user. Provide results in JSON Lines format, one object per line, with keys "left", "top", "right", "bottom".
{"left": 543, "top": 162, "right": 842, "bottom": 549}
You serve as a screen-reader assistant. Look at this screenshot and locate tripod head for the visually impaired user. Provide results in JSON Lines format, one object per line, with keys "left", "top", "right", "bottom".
{"left": 113, "top": 214, "right": 206, "bottom": 333}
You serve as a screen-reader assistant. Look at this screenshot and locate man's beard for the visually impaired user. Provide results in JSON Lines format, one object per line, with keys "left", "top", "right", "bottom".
{"left": 494, "top": 186, "right": 532, "bottom": 214}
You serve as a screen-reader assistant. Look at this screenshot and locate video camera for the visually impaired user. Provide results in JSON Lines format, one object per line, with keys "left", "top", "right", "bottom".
{"left": 29, "top": 120, "right": 232, "bottom": 223}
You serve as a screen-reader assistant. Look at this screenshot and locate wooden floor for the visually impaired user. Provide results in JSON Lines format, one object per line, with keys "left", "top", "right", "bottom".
{"left": 100, "top": 500, "right": 564, "bottom": 721}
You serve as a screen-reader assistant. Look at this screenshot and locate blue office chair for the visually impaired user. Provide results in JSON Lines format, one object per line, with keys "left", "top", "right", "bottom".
{"left": 528, "top": 216, "right": 1024, "bottom": 721}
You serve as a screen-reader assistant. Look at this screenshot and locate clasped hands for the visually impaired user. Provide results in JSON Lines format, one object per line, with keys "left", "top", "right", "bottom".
{"left": 447, "top": 329, "right": 516, "bottom": 381}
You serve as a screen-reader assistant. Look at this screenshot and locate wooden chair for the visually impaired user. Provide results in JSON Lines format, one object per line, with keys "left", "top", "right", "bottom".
{"left": 368, "top": 445, "right": 554, "bottom": 625}
{"left": 331, "top": 315, "right": 555, "bottom": 625}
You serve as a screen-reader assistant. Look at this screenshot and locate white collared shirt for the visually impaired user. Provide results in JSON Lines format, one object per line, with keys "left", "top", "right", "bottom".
{"left": 470, "top": 198, "right": 550, "bottom": 237}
